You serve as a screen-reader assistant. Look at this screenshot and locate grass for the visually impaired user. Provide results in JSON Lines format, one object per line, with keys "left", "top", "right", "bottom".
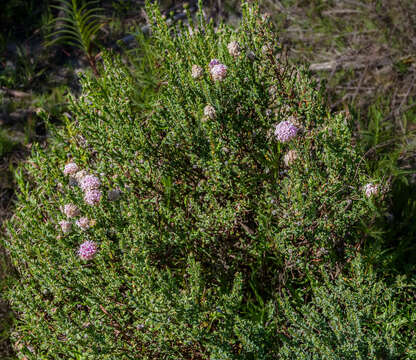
{"left": 261, "top": 0, "right": 416, "bottom": 122}
{"left": 0, "top": 247, "right": 14, "bottom": 360}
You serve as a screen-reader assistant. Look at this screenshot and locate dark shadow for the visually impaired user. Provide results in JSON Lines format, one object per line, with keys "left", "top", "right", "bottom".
{"left": 374, "top": 178, "right": 416, "bottom": 276}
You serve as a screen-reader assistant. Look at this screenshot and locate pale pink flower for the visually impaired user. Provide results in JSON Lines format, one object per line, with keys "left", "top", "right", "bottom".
{"left": 209, "top": 59, "right": 221, "bottom": 69}
{"left": 80, "top": 175, "right": 101, "bottom": 192}
{"left": 59, "top": 220, "right": 72, "bottom": 234}
{"left": 191, "top": 65, "right": 204, "bottom": 79}
{"left": 211, "top": 64, "right": 228, "bottom": 81}
{"left": 274, "top": 121, "right": 298, "bottom": 143}
{"left": 78, "top": 240, "right": 97, "bottom": 260}
{"left": 364, "top": 183, "right": 379, "bottom": 198}
{"left": 84, "top": 189, "right": 102, "bottom": 205}
{"left": 76, "top": 217, "right": 91, "bottom": 230}
{"left": 63, "top": 204, "right": 80, "bottom": 218}
{"left": 227, "top": 41, "right": 241, "bottom": 57}
{"left": 283, "top": 150, "right": 298, "bottom": 166}
{"left": 74, "top": 170, "right": 88, "bottom": 183}
{"left": 262, "top": 43, "right": 272, "bottom": 55}
{"left": 268, "top": 85, "right": 277, "bottom": 96}
{"left": 203, "top": 105, "right": 216, "bottom": 120}
{"left": 64, "top": 162, "right": 79, "bottom": 176}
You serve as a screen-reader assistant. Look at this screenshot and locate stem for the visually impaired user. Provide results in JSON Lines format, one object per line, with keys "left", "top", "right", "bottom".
{"left": 87, "top": 54, "right": 99, "bottom": 77}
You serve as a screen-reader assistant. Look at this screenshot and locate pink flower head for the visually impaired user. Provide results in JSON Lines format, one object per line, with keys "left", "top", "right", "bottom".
{"left": 59, "top": 220, "right": 72, "bottom": 234}
{"left": 75, "top": 170, "right": 88, "bottom": 183}
{"left": 211, "top": 64, "right": 228, "bottom": 81}
{"left": 64, "top": 162, "right": 79, "bottom": 176}
{"left": 274, "top": 121, "right": 298, "bottom": 143}
{"left": 364, "top": 183, "right": 379, "bottom": 198}
{"left": 80, "top": 175, "right": 101, "bottom": 192}
{"left": 227, "top": 41, "right": 241, "bottom": 57}
{"left": 209, "top": 59, "right": 221, "bottom": 69}
{"left": 76, "top": 217, "right": 91, "bottom": 230}
{"left": 203, "top": 104, "right": 216, "bottom": 120}
{"left": 63, "top": 204, "right": 80, "bottom": 218}
{"left": 191, "top": 65, "right": 204, "bottom": 79}
{"left": 283, "top": 150, "right": 298, "bottom": 166}
{"left": 84, "top": 189, "right": 102, "bottom": 205}
{"left": 78, "top": 240, "right": 97, "bottom": 260}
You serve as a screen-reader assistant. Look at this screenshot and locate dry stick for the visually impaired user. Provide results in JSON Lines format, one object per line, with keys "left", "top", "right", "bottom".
{"left": 382, "top": 75, "right": 415, "bottom": 126}
{"left": 327, "top": 58, "right": 338, "bottom": 87}
{"left": 352, "top": 64, "right": 369, "bottom": 104}
{"left": 383, "top": 103, "right": 416, "bottom": 124}
{"left": 322, "top": 9, "right": 362, "bottom": 15}
{"left": 0, "top": 87, "right": 31, "bottom": 98}
{"left": 394, "top": 75, "right": 415, "bottom": 133}
{"left": 343, "top": 0, "right": 371, "bottom": 10}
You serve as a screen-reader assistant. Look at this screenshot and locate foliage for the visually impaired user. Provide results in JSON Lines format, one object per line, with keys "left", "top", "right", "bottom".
{"left": 0, "top": 129, "right": 17, "bottom": 158}
{"left": 45, "top": 0, "right": 106, "bottom": 75}
{"left": 0, "top": 0, "right": 50, "bottom": 40}
{"left": 278, "top": 257, "right": 416, "bottom": 359}
{"left": 3, "top": 1, "right": 414, "bottom": 359}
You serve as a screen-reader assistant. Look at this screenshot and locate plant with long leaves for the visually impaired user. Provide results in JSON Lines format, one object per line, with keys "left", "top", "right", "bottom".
{"left": 46, "top": 0, "right": 105, "bottom": 75}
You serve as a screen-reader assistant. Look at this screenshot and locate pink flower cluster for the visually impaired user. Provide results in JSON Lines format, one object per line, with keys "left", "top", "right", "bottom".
{"left": 364, "top": 183, "right": 379, "bottom": 198}
{"left": 80, "top": 175, "right": 101, "bottom": 192}
{"left": 191, "top": 65, "right": 204, "bottom": 79}
{"left": 209, "top": 59, "right": 221, "bottom": 69}
{"left": 63, "top": 204, "right": 80, "bottom": 218}
{"left": 63, "top": 162, "right": 102, "bottom": 206}
{"left": 209, "top": 59, "right": 227, "bottom": 81}
{"left": 60, "top": 162, "right": 103, "bottom": 260}
{"left": 78, "top": 240, "right": 97, "bottom": 260}
{"left": 274, "top": 121, "right": 298, "bottom": 143}
{"left": 211, "top": 64, "right": 228, "bottom": 81}
{"left": 84, "top": 189, "right": 102, "bottom": 205}
{"left": 64, "top": 162, "right": 79, "bottom": 176}
{"left": 76, "top": 217, "right": 91, "bottom": 230}
{"left": 59, "top": 220, "right": 72, "bottom": 234}
{"left": 77, "top": 173, "right": 102, "bottom": 206}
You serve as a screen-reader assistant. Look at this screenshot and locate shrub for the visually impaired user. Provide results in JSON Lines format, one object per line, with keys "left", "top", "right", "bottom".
{"left": 278, "top": 258, "right": 416, "bottom": 360}
{"left": 3, "top": 1, "right": 397, "bottom": 358}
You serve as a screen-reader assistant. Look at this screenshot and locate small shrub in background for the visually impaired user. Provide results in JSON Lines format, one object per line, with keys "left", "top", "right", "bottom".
{"left": 45, "top": 0, "right": 107, "bottom": 75}
{"left": 3, "top": 1, "right": 414, "bottom": 359}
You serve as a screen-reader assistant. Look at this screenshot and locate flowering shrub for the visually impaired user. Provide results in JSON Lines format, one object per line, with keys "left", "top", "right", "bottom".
{"left": 4, "top": 1, "right": 410, "bottom": 359}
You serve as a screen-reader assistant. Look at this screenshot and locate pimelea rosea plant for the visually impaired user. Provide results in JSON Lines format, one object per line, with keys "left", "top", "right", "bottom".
{"left": 3, "top": 1, "right": 397, "bottom": 359}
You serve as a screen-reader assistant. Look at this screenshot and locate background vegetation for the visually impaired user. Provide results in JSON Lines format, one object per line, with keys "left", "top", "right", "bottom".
{"left": 1, "top": 0, "right": 415, "bottom": 359}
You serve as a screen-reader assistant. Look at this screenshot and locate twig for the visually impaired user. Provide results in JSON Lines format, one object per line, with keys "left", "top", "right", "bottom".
{"left": 0, "top": 87, "right": 31, "bottom": 98}
{"left": 383, "top": 102, "right": 416, "bottom": 123}
{"left": 322, "top": 9, "right": 362, "bottom": 15}
{"left": 352, "top": 64, "right": 369, "bottom": 103}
